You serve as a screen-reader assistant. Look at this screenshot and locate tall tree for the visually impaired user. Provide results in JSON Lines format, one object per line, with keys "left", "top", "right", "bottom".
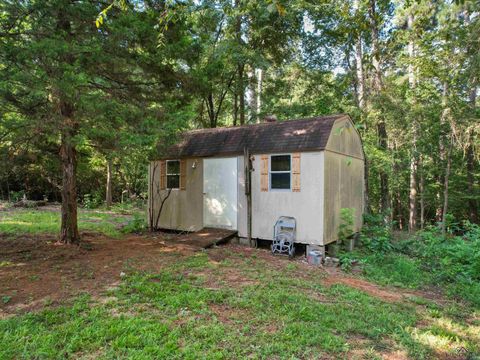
{"left": 0, "top": 0, "right": 189, "bottom": 242}
{"left": 407, "top": 9, "right": 418, "bottom": 232}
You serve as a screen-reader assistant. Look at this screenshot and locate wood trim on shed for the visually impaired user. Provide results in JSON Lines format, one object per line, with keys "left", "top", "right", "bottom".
{"left": 180, "top": 159, "right": 187, "bottom": 190}
{"left": 292, "top": 153, "right": 301, "bottom": 192}
{"left": 160, "top": 160, "right": 166, "bottom": 190}
{"left": 260, "top": 155, "right": 269, "bottom": 192}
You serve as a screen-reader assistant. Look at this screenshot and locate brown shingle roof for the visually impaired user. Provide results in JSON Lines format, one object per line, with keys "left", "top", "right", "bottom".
{"left": 160, "top": 114, "right": 348, "bottom": 159}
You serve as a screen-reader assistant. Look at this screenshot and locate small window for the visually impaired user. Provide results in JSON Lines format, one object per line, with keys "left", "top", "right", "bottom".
{"left": 166, "top": 160, "right": 180, "bottom": 189}
{"left": 270, "top": 155, "right": 291, "bottom": 190}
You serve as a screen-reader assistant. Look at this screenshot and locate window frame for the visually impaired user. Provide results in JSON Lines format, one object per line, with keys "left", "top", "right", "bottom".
{"left": 166, "top": 159, "right": 181, "bottom": 190}
{"left": 269, "top": 154, "right": 292, "bottom": 191}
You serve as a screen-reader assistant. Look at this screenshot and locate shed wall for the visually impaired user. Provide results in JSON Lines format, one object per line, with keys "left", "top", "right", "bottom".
{"left": 322, "top": 117, "right": 364, "bottom": 245}
{"left": 148, "top": 159, "right": 203, "bottom": 232}
{"left": 248, "top": 151, "right": 324, "bottom": 245}
{"left": 237, "top": 156, "right": 248, "bottom": 237}
{"left": 325, "top": 117, "right": 364, "bottom": 160}
{"left": 323, "top": 152, "right": 364, "bottom": 244}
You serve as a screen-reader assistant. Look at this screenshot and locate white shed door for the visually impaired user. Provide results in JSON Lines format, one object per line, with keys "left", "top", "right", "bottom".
{"left": 203, "top": 158, "right": 238, "bottom": 230}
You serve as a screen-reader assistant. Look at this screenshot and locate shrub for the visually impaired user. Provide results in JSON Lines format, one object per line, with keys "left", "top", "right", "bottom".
{"left": 121, "top": 213, "right": 147, "bottom": 234}
{"left": 395, "top": 219, "right": 480, "bottom": 305}
{"left": 338, "top": 208, "right": 355, "bottom": 244}
{"left": 360, "top": 213, "right": 393, "bottom": 253}
{"left": 9, "top": 190, "right": 25, "bottom": 202}
{"left": 356, "top": 214, "right": 480, "bottom": 305}
{"left": 362, "top": 254, "right": 426, "bottom": 289}
{"left": 338, "top": 251, "right": 362, "bottom": 272}
{"left": 83, "top": 193, "right": 103, "bottom": 209}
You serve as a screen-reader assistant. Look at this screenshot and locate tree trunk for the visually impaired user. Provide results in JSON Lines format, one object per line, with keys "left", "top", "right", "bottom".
{"left": 57, "top": 7, "right": 79, "bottom": 244}
{"left": 248, "top": 69, "right": 257, "bottom": 123}
{"left": 59, "top": 120, "right": 80, "bottom": 244}
{"left": 419, "top": 159, "right": 425, "bottom": 229}
{"left": 106, "top": 157, "right": 113, "bottom": 208}
{"left": 355, "top": 38, "right": 365, "bottom": 110}
{"left": 408, "top": 153, "right": 418, "bottom": 232}
{"left": 436, "top": 82, "right": 449, "bottom": 222}
{"left": 238, "top": 63, "right": 245, "bottom": 125}
{"left": 235, "top": 0, "right": 245, "bottom": 126}
{"left": 354, "top": 0, "right": 365, "bottom": 110}
{"left": 364, "top": 157, "right": 372, "bottom": 215}
{"left": 369, "top": 0, "right": 390, "bottom": 218}
{"left": 467, "top": 68, "right": 478, "bottom": 223}
{"left": 441, "top": 139, "right": 453, "bottom": 235}
{"left": 206, "top": 93, "right": 216, "bottom": 128}
{"left": 466, "top": 139, "right": 478, "bottom": 223}
{"left": 378, "top": 122, "right": 389, "bottom": 215}
{"left": 233, "top": 93, "right": 238, "bottom": 126}
{"left": 369, "top": 0, "right": 382, "bottom": 91}
{"left": 392, "top": 141, "right": 403, "bottom": 229}
{"left": 256, "top": 68, "right": 263, "bottom": 122}
{"left": 407, "top": 12, "right": 418, "bottom": 232}
{"left": 466, "top": 85, "right": 478, "bottom": 223}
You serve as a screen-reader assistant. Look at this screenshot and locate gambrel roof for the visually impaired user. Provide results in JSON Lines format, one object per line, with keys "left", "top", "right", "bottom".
{"left": 160, "top": 114, "right": 349, "bottom": 159}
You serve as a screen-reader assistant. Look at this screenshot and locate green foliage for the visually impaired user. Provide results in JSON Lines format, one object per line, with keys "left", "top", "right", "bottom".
{"left": 0, "top": 253, "right": 426, "bottom": 359}
{"left": 82, "top": 193, "right": 103, "bottom": 210}
{"left": 398, "top": 222, "right": 480, "bottom": 305}
{"left": 338, "top": 207, "right": 355, "bottom": 245}
{"left": 8, "top": 191, "right": 25, "bottom": 203}
{"left": 359, "top": 214, "right": 480, "bottom": 306}
{"left": 338, "top": 251, "right": 362, "bottom": 272}
{"left": 362, "top": 254, "right": 426, "bottom": 289}
{"left": 360, "top": 213, "right": 393, "bottom": 253}
{"left": 120, "top": 213, "right": 147, "bottom": 234}
{"left": 0, "top": 0, "right": 194, "bottom": 207}
{"left": 1, "top": 0, "right": 478, "bottom": 232}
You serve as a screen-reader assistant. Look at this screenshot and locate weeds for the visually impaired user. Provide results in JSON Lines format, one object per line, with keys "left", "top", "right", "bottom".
{"left": 0, "top": 254, "right": 428, "bottom": 359}
{"left": 121, "top": 212, "right": 147, "bottom": 234}
{"left": 358, "top": 214, "right": 480, "bottom": 306}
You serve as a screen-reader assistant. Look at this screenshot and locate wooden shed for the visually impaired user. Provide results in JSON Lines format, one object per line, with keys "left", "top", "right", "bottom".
{"left": 148, "top": 114, "right": 364, "bottom": 253}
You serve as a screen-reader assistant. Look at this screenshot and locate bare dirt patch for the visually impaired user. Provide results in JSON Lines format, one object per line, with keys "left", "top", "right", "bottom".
{"left": 210, "top": 303, "right": 251, "bottom": 325}
{"left": 208, "top": 245, "right": 436, "bottom": 306}
{"left": 0, "top": 231, "right": 203, "bottom": 316}
{"left": 0, "top": 234, "right": 452, "bottom": 320}
{"left": 323, "top": 268, "right": 404, "bottom": 302}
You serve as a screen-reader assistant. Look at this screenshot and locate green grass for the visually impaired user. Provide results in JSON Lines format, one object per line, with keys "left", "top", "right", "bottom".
{"left": 1, "top": 211, "right": 479, "bottom": 358}
{"left": 0, "top": 208, "right": 143, "bottom": 237}
{"left": 1, "top": 251, "right": 479, "bottom": 359}
{"left": 361, "top": 253, "right": 428, "bottom": 289}
{"left": 0, "top": 252, "right": 453, "bottom": 360}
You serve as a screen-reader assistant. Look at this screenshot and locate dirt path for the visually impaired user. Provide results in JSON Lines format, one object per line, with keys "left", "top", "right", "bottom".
{"left": 322, "top": 267, "right": 406, "bottom": 302}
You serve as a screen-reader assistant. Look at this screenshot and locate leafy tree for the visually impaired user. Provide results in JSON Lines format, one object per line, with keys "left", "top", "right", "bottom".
{"left": 0, "top": 0, "right": 192, "bottom": 243}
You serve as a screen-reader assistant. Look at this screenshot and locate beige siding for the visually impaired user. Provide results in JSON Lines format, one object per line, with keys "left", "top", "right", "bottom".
{"left": 323, "top": 153, "right": 364, "bottom": 245}
{"left": 148, "top": 116, "right": 364, "bottom": 245}
{"left": 148, "top": 159, "right": 203, "bottom": 232}
{"left": 237, "top": 156, "right": 248, "bottom": 238}
{"left": 325, "top": 117, "right": 364, "bottom": 160}
{"left": 249, "top": 152, "right": 324, "bottom": 245}
{"left": 322, "top": 117, "right": 364, "bottom": 245}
